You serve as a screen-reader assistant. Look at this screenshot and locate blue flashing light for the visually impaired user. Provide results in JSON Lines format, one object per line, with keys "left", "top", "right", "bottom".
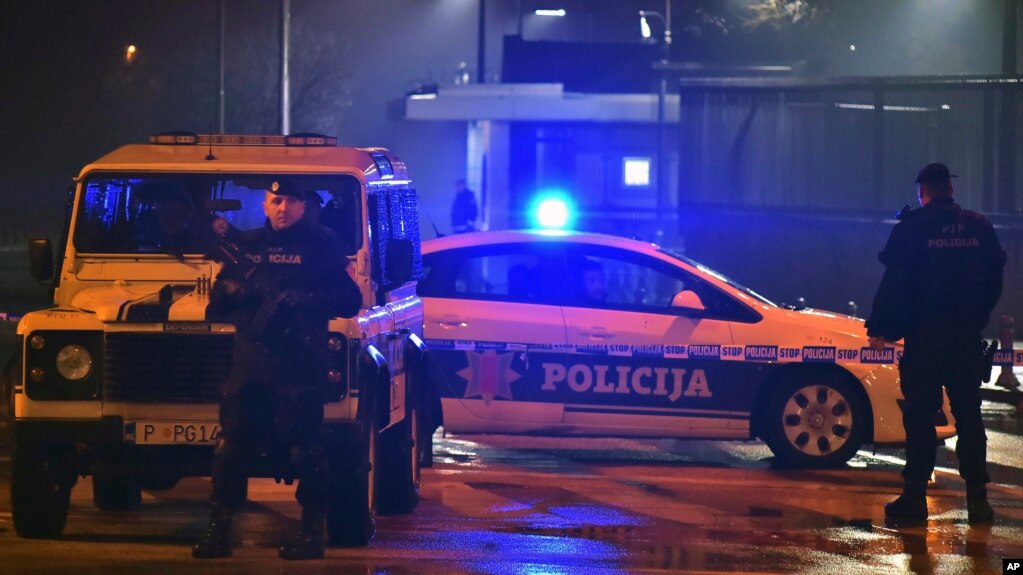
{"left": 529, "top": 192, "right": 575, "bottom": 230}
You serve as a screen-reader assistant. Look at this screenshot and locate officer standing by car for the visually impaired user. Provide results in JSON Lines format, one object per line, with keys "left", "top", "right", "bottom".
{"left": 193, "top": 180, "right": 362, "bottom": 560}
{"left": 866, "top": 162, "right": 1005, "bottom": 525}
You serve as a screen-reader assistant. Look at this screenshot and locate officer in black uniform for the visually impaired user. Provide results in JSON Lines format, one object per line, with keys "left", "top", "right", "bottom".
{"left": 193, "top": 180, "right": 362, "bottom": 560}
{"left": 866, "top": 163, "right": 1005, "bottom": 525}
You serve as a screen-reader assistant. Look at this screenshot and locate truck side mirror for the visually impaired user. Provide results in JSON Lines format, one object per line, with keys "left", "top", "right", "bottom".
{"left": 671, "top": 289, "right": 705, "bottom": 313}
{"left": 28, "top": 238, "right": 54, "bottom": 282}
{"left": 386, "top": 238, "right": 414, "bottom": 284}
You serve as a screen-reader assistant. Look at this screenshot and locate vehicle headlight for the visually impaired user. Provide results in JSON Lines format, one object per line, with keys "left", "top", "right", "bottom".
{"left": 55, "top": 344, "right": 93, "bottom": 380}
{"left": 24, "top": 330, "right": 102, "bottom": 401}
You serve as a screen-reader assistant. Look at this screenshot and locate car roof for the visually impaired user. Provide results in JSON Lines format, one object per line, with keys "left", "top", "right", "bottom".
{"left": 421, "top": 230, "right": 667, "bottom": 256}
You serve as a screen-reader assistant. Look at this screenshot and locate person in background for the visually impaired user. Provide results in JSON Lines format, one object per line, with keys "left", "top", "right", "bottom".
{"left": 450, "top": 178, "right": 478, "bottom": 234}
{"left": 580, "top": 259, "right": 608, "bottom": 304}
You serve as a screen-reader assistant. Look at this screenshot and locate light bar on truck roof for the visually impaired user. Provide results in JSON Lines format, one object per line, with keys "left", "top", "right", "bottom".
{"left": 148, "top": 133, "right": 337, "bottom": 147}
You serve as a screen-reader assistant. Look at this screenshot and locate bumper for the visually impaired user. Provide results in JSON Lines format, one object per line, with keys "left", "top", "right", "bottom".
{"left": 14, "top": 417, "right": 123, "bottom": 445}
{"left": 14, "top": 417, "right": 366, "bottom": 445}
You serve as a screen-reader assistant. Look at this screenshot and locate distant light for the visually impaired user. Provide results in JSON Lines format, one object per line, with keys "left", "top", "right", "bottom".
{"left": 941, "top": 104, "right": 951, "bottom": 110}
{"left": 834, "top": 102, "right": 937, "bottom": 113}
{"left": 623, "top": 157, "right": 651, "bottom": 187}
{"left": 535, "top": 9, "right": 566, "bottom": 17}
{"left": 409, "top": 93, "right": 437, "bottom": 100}
{"left": 529, "top": 192, "right": 575, "bottom": 230}
{"left": 640, "top": 15, "right": 652, "bottom": 39}
{"left": 125, "top": 44, "right": 137, "bottom": 63}
{"left": 849, "top": 44, "right": 856, "bottom": 51}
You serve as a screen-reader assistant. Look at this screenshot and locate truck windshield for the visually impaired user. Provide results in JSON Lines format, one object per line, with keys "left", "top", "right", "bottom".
{"left": 73, "top": 173, "right": 361, "bottom": 255}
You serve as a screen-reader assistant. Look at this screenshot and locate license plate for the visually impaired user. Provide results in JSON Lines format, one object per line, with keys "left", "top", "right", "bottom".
{"left": 125, "top": 421, "right": 221, "bottom": 445}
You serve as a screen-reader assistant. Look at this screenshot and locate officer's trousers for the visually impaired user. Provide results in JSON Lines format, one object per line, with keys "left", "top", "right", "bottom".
{"left": 898, "top": 337, "right": 990, "bottom": 486}
{"left": 210, "top": 381, "right": 327, "bottom": 512}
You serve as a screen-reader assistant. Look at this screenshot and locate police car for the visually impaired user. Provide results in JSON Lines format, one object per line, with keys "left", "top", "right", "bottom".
{"left": 418, "top": 229, "right": 956, "bottom": 468}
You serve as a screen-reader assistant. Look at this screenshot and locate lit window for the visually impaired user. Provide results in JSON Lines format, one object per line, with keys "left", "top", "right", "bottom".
{"left": 623, "top": 157, "right": 651, "bottom": 187}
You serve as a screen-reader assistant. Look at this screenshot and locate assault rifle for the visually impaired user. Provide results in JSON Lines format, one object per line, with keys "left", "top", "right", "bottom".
{"left": 205, "top": 218, "right": 324, "bottom": 350}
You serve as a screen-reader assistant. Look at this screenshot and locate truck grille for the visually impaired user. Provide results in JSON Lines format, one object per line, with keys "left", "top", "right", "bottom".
{"left": 104, "top": 333, "right": 232, "bottom": 403}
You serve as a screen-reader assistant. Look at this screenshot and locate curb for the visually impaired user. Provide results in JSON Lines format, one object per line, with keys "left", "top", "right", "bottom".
{"left": 980, "top": 385, "right": 1023, "bottom": 408}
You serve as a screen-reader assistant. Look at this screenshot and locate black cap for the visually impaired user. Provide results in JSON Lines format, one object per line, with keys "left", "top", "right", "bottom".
{"left": 915, "top": 163, "right": 957, "bottom": 185}
{"left": 305, "top": 190, "right": 324, "bottom": 206}
{"left": 267, "top": 180, "right": 305, "bottom": 200}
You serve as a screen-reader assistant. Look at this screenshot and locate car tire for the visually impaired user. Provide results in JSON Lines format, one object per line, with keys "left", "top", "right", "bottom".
{"left": 92, "top": 471, "right": 142, "bottom": 511}
{"left": 762, "top": 371, "right": 869, "bottom": 468}
{"left": 377, "top": 387, "right": 420, "bottom": 515}
{"left": 11, "top": 444, "right": 75, "bottom": 538}
{"left": 326, "top": 407, "right": 378, "bottom": 547}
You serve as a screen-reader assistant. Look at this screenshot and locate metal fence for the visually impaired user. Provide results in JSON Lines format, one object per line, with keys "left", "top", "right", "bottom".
{"left": 677, "top": 76, "right": 1022, "bottom": 215}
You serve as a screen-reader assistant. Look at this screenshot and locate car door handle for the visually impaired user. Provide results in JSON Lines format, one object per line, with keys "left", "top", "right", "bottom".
{"left": 579, "top": 327, "right": 614, "bottom": 340}
{"left": 436, "top": 316, "right": 468, "bottom": 329}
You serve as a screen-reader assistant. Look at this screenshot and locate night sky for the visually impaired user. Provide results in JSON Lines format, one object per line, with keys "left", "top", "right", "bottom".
{"left": 1, "top": 0, "right": 1010, "bottom": 236}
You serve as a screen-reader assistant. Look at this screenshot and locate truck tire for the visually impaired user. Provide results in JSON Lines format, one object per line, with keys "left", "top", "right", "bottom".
{"left": 92, "top": 471, "right": 142, "bottom": 511}
{"left": 11, "top": 444, "right": 75, "bottom": 538}
{"left": 326, "top": 411, "right": 378, "bottom": 546}
{"left": 762, "top": 371, "right": 869, "bottom": 468}
{"left": 377, "top": 387, "right": 420, "bottom": 515}
{"left": 2, "top": 353, "right": 17, "bottom": 421}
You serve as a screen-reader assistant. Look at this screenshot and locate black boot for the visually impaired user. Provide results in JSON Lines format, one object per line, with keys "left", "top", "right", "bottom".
{"left": 966, "top": 484, "right": 994, "bottom": 524}
{"left": 885, "top": 480, "right": 928, "bottom": 525}
{"left": 192, "top": 505, "right": 234, "bottom": 559}
{"left": 279, "top": 509, "right": 325, "bottom": 560}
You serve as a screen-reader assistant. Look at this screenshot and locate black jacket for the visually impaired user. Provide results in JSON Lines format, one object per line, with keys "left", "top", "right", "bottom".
{"left": 209, "top": 217, "right": 362, "bottom": 342}
{"left": 450, "top": 189, "right": 478, "bottom": 233}
{"left": 866, "top": 196, "right": 1005, "bottom": 342}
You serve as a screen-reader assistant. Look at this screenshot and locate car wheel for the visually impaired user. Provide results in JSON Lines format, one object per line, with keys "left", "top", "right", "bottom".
{"left": 11, "top": 444, "right": 75, "bottom": 538}
{"left": 92, "top": 470, "right": 142, "bottom": 511}
{"left": 762, "top": 372, "right": 869, "bottom": 468}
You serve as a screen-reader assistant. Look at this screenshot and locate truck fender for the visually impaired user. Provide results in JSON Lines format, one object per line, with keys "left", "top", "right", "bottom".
{"left": 405, "top": 333, "right": 442, "bottom": 432}
{"left": 358, "top": 345, "right": 390, "bottom": 429}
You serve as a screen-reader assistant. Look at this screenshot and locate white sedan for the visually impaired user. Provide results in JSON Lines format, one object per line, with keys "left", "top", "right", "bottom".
{"left": 418, "top": 230, "right": 955, "bottom": 468}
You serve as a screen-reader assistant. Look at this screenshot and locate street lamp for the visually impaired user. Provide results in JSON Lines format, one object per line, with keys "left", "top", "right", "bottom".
{"left": 638, "top": 7, "right": 671, "bottom": 61}
{"left": 639, "top": 3, "right": 673, "bottom": 216}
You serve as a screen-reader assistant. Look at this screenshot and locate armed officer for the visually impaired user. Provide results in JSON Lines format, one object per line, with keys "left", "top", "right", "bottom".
{"left": 193, "top": 180, "right": 362, "bottom": 560}
{"left": 866, "top": 163, "right": 1005, "bottom": 525}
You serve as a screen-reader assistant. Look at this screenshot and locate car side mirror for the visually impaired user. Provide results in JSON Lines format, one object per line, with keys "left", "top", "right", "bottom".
{"left": 386, "top": 238, "right": 414, "bottom": 284}
{"left": 28, "top": 238, "right": 54, "bottom": 282}
{"left": 671, "top": 289, "right": 705, "bottom": 313}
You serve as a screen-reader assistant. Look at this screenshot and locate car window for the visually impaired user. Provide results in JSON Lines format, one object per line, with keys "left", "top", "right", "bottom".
{"left": 556, "top": 244, "right": 760, "bottom": 322}
{"left": 418, "top": 243, "right": 555, "bottom": 304}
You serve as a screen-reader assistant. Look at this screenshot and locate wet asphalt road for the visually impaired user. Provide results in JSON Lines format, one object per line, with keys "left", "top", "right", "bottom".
{"left": 0, "top": 405, "right": 1021, "bottom": 575}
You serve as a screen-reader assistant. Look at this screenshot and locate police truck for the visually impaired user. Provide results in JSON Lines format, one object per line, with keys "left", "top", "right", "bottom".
{"left": 8, "top": 133, "right": 435, "bottom": 545}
